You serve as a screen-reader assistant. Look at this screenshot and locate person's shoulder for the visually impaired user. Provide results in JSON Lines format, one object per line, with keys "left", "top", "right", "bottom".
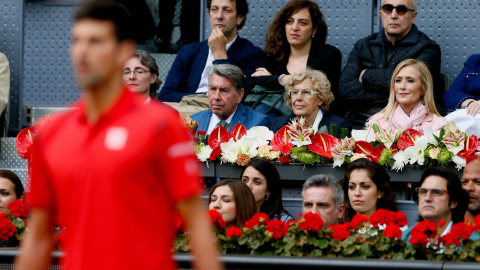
{"left": 36, "top": 102, "right": 82, "bottom": 137}
{"left": 190, "top": 108, "right": 211, "bottom": 121}
{"left": 234, "top": 36, "right": 263, "bottom": 54}
{"left": 465, "top": 54, "right": 480, "bottom": 64}
{"left": 177, "top": 40, "right": 208, "bottom": 56}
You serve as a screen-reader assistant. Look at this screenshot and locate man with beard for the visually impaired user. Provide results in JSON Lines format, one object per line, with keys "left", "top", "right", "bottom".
{"left": 461, "top": 158, "right": 480, "bottom": 223}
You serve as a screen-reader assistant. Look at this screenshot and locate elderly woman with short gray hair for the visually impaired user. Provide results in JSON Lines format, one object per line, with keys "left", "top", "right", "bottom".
{"left": 270, "top": 69, "right": 351, "bottom": 135}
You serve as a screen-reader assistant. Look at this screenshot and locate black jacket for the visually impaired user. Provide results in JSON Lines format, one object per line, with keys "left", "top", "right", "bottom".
{"left": 270, "top": 111, "right": 352, "bottom": 137}
{"left": 339, "top": 25, "right": 443, "bottom": 128}
{"left": 250, "top": 43, "right": 343, "bottom": 115}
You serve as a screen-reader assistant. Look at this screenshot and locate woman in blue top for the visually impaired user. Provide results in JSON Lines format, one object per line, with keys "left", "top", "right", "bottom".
{"left": 443, "top": 54, "right": 480, "bottom": 115}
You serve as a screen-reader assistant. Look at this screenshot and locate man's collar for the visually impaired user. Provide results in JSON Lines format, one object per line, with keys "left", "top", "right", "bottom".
{"left": 371, "top": 24, "right": 419, "bottom": 45}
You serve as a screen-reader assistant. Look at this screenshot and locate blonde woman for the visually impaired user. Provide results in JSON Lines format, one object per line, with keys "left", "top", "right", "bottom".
{"left": 367, "top": 59, "right": 447, "bottom": 132}
{"left": 271, "top": 69, "right": 351, "bottom": 134}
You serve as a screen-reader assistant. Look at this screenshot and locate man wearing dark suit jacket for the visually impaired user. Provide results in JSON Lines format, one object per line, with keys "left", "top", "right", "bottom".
{"left": 191, "top": 64, "right": 270, "bottom": 135}
{"left": 158, "top": 0, "right": 263, "bottom": 110}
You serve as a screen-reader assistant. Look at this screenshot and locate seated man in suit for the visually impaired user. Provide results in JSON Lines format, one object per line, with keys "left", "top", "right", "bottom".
{"left": 271, "top": 69, "right": 351, "bottom": 136}
{"left": 191, "top": 64, "right": 270, "bottom": 135}
{"left": 159, "top": 0, "right": 264, "bottom": 116}
{"left": 402, "top": 167, "right": 480, "bottom": 243}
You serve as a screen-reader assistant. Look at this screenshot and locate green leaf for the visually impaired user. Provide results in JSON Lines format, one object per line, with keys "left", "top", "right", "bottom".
{"left": 330, "top": 124, "right": 338, "bottom": 137}
{"left": 340, "top": 128, "right": 349, "bottom": 139}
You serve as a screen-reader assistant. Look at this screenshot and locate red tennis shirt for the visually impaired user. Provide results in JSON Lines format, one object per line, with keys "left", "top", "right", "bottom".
{"left": 29, "top": 88, "right": 203, "bottom": 270}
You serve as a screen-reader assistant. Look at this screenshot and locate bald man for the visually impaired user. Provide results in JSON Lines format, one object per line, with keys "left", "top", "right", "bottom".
{"left": 461, "top": 158, "right": 480, "bottom": 223}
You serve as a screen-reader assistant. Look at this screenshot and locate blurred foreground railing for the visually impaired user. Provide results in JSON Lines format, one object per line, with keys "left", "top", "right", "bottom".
{"left": 0, "top": 249, "right": 477, "bottom": 270}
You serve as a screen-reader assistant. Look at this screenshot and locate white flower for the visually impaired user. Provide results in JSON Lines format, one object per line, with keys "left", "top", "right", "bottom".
{"left": 452, "top": 155, "right": 467, "bottom": 170}
{"left": 333, "top": 156, "right": 345, "bottom": 168}
{"left": 423, "top": 126, "right": 439, "bottom": 146}
{"left": 246, "top": 126, "right": 274, "bottom": 144}
{"left": 392, "top": 151, "right": 407, "bottom": 171}
{"left": 196, "top": 144, "right": 213, "bottom": 162}
{"left": 220, "top": 138, "right": 241, "bottom": 163}
{"left": 404, "top": 146, "right": 425, "bottom": 166}
{"left": 237, "top": 136, "right": 261, "bottom": 158}
{"left": 352, "top": 129, "right": 373, "bottom": 142}
{"left": 374, "top": 127, "right": 396, "bottom": 149}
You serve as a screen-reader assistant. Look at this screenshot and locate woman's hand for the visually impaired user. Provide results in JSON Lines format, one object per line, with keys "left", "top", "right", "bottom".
{"left": 252, "top": 68, "right": 272, "bottom": 77}
{"left": 466, "top": 100, "right": 480, "bottom": 116}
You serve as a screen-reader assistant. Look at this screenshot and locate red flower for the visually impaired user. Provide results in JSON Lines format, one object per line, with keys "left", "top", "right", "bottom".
{"left": 172, "top": 211, "right": 185, "bottom": 234}
{"left": 350, "top": 214, "right": 368, "bottom": 230}
{"left": 328, "top": 223, "right": 350, "bottom": 241}
{"left": 298, "top": 212, "right": 324, "bottom": 232}
{"left": 383, "top": 223, "right": 402, "bottom": 239}
{"left": 266, "top": 219, "right": 288, "bottom": 240}
{"left": 271, "top": 126, "right": 294, "bottom": 155}
{"left": 287, "top": 219, "right": 297, "bottom": 226}
{"left": 209, "top": 148, "right": 222, "bottom": 161}
{"left": 397, "top": 129, "right": 424, "bottom": 151}
{"left": 438, "top": 220, "right": 445, "bottom": 228}
{"left": 475, "top": 214, "right": 480, "bottom": 232}
{"left": 244, "top": 213, "right": 269, "bottom": 230}
{"left": 354, "top": 141, "right": 384, "bottom": 162}
{"left": 308, "top": 133, "right": 340, "bottom": 159}
{"left": 369, "top": 209, "right": 407, "bottom": 228}
{"left": 226, "top": 226, "right": 243, "bottom": 238}
{"left": 0, "top": 215, "right": 16, "bottom": 241}
{"left": 197, "top": 130, "right": 207, "bottom": 136}
{"left": 7, "top": 200, "right": 26, "bottom": 218}
{"left": 409, "top": 220, "right": 437, "bottom": 247}
{"left": 279, "top": 156, "right": 292, "bottom": 164}
{"left": 458, "top": 135, "right": 479, "bottom": 158}
{"left": 229, "top": 123, "right": 247, "bottom": 141}
{"left": 16, "top": 126, "right": 38, "bottom": 160}
{"left": 207, "top": 209, "right": 226, "bottom": 230}
{"left": 208, "top": 126, "right": 230, "bottom": 150}
{"left": 439, "top": 222, "right": 474, "bottom": 246}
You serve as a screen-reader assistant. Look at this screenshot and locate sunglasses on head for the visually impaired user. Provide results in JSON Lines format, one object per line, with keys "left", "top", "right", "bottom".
{"left": 381, "top": 4, "right": 415, "bottom": 15}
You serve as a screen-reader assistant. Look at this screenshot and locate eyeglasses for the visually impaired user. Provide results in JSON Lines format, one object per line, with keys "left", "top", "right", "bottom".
{"left": 122, "top": 68, "right": 151, "bottom": 77}
{"left": 415, "top": 188, "right": 449, "bottom": 197}
{"left": 287, "top": 89, "right": 317, "bottom": 97}
{"left": 381, "top": 4, "right": 415, "bottom": 15}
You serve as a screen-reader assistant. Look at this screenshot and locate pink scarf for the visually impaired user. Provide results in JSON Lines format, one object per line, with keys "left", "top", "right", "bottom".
{"left": 391, "top": 102, "right": 428, "bottom": 130}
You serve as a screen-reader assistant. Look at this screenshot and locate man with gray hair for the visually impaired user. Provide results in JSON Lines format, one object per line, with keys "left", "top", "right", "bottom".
{"left": 302, "top": 174, "right": 345, "bottom": 226}
{"left": 339, "top": 0, "right": 443, "bottom": 128}
{"left": 191, "top": 64, "right": 270, "bottom": 135}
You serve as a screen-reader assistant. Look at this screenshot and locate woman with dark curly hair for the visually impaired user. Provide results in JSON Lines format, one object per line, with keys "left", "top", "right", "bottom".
{"left": 240, "top": 159, "right": 292, "bottom": 221}
{"left": 250, "top": 0, "right": 342, "bottom": 116}
{"left": 123, "top": 50, "right": 162, "bottom": 102}
{"left": 341, "top": 158, "right": 397, "bottom": 221}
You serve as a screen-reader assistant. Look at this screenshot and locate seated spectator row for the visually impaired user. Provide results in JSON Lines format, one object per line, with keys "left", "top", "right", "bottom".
{"left": 122, "top": 0, "right": 480, "bottom": 137}
{"left": 207, "top": 157, "right": 480, "bottom": 245}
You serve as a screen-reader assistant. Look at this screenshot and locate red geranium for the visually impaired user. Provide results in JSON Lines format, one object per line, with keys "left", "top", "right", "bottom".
{"left": 475, "top": 214, "right": 480, "bottom": 232}
{"left": 298, "top": 212, "right": 324, "bottom": 232}
{"left": 439, "top": 222, "right": 474, "bottom": 246}
{"left": 0, "top": 213, "right": 16, "bottom": 241}
{"left": 409, "top": 220, "right": 437, "bottom": 247}
{"left": 7, "top": 200, "right": 29, "bottom": 219}
{"left": 226, "top": 226, "right": 243, "bottom": 238}
{"left": 369, "top": 209, "right": 407, "bottom": 228}
{"left": 244, "top": 213, "right": 269, "bottom": 230}
{"left": 350, "top": 214, "right": 368, "bottom": 230}
{"left": 265, "top": 219, "right": 288, "bottom": 240}
{"left": 207, "top": 209, "right": 226, "bottom": 230}
{"left": 383, "top": 223, "right": 402, "bottom": 239}
{"left": 328, "top": 223, "right": 350, "bottom": 241}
